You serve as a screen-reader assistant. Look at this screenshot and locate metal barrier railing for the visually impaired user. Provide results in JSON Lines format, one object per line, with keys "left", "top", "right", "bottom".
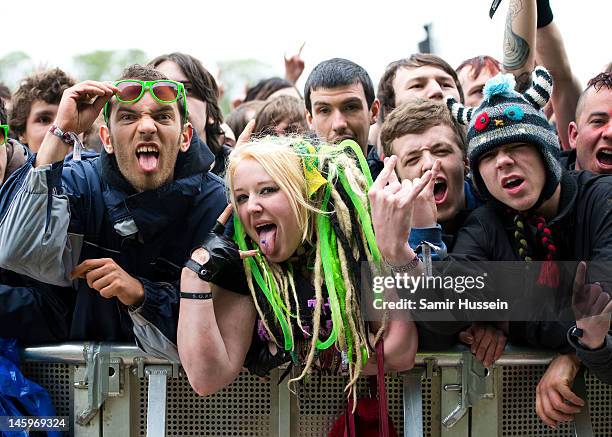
{"left": 21, "top": 342, "right": 557, "bottom": 366}
{"left": 18, "top": 343, "right": 611, "bottom": 437}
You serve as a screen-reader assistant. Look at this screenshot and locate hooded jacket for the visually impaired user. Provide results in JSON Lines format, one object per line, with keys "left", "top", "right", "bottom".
{"left": 0, "top": 132, "right": 228, "bottom": 360}
{"left": 0, "top": 140, "right": 75, "bottom": 345}
{"left": 452, "top": 171, "right": 612, "bottom": 351}
{"left": 559, "top": 148, "right": 577, "bottom": 171}
{"left": 568, "top": 330, "right": 612, "bottom": 385}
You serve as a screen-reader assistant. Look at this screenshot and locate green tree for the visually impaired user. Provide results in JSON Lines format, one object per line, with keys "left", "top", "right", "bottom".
{"left": 72, "top": 49, "right": 148, "bottom": 81}
{"left": 0, "top": 51, "right": 34, "bottom": 89}
{"left": 217, "top": 59, "right": 275, "bottom": 115}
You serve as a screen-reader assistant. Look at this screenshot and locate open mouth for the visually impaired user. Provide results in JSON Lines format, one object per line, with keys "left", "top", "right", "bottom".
{"left": 255, "top": 223, "right": 277, "bottom": 255}
{"left": 433, "top": 179, "right": 448, "bottom": 204}
{"left": 136, "top": 145, "right": 160, "bottom": 172}
{"left": 503, "top": 177, "right": 525, "bottom": 192}
{"left": 596, "top": 149, "right": 612, "bottom": 167}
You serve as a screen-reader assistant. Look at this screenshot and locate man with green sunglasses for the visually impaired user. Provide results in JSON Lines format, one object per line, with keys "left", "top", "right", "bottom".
{"left": 0, "top": 64, "right": 230, "bottom": 359}
{"left": 102, "top": 79, "right": 188, "bottom": 124}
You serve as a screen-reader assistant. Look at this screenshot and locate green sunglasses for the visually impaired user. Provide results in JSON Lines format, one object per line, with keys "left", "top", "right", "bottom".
{"left": 103, "top": 79, "right": 188, "bottom": 123}
{"left": 0, "top": 125, "right": 8, "bottom": 145}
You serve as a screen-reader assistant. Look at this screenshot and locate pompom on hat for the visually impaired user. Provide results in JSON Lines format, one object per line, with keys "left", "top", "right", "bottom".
{"left": 446, "top": 67, "right": 562, "bottom": 209}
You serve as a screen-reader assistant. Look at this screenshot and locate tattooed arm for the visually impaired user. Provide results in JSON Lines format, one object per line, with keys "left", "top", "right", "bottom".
{"left": 503, "top": 0, "right": 536, "bottom": 92}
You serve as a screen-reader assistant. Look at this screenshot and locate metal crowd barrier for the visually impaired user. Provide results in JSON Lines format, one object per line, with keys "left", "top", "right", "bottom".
{"left": 19, "top": 343, "right": 612, "bottom": 437}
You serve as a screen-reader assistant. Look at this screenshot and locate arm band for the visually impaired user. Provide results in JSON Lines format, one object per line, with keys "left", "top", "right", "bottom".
{"left": 180, "top": 292, "right": 213, "bottom": 300}
{"left": 536, "top": 0, "right": 553, "bottom": 28}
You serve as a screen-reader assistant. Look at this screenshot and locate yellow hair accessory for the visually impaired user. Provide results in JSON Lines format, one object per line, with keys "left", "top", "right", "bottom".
{"left": 296, "top": 141, "right": 328, "bottom": 197}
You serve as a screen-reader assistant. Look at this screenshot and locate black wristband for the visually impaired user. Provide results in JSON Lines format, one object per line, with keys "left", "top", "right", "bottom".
{"left": 536, "top": 0, "right": 553, "bottom": 28}
{"left": 185, "top": 258, "right": 214, "bottom": 282}
{"left": 180, "top": 292, "right": 213, "bottom": 300}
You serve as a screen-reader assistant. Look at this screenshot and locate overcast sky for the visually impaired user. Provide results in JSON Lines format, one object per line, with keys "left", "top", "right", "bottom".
{"left": 3, "top": 0, "right": 609, "bottom": 96}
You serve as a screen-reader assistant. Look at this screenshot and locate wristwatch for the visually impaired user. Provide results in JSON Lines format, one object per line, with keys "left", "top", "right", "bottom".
{"left": 567, "top": 325, "right": 604, "bottom": 351}
{"left": 568, "top": 325, "right": 584, "bottom": 342}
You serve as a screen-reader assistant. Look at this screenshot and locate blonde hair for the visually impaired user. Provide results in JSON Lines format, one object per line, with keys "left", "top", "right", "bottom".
{"left": 226, "top": 136, "right": 382, "bottom": 403}
{"left": 226, "top": 136, "right": 318, "bottom": 244}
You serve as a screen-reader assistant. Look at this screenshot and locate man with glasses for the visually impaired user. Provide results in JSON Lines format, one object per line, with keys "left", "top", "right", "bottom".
{"left": 0, "top": 65, "right": 228, "bottom": 360}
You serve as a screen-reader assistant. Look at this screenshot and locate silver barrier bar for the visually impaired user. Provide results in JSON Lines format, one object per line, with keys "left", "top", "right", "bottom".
{"left": 403, "top": 368, "right": 425, "bottom": 437}
{"left": 22, "top": 343, "right": 170, "bottom": 365}
{"left": 22, "top": 343, "right": 557, "bottom": 366}
{"left": 573, "top": 367, "right": 594, "bottom": 437}
{"left": 146, "top": 366, "right": 172, "bottom": 437}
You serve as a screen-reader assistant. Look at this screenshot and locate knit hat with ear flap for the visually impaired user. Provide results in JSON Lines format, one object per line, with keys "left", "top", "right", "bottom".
{"left": 446, "top": 67, "right": 562, "bottom": 208}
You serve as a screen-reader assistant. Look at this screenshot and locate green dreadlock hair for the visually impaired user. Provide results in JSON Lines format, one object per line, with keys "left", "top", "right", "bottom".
{"left": 226, "top": 136, "right": 384, "bottom": 400}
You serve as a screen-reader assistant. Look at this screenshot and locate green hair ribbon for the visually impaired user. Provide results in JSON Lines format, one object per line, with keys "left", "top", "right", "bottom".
{"left": 338, "top": 139, "right": 375, "bottom": 187}
{"left": 314, "top": 184, "right": 341, "bottom": 350}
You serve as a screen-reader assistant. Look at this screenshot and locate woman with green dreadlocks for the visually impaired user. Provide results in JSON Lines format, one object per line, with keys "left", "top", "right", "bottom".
{"left": 178, "top": 135, "right": 432, "bottom": 398}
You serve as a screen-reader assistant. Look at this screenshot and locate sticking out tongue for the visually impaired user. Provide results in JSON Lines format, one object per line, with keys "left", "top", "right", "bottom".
{"left": 259, "top": 225, "right": 277, "bottom": 256}
{"left": 137, "top": 152, "right": 159, "bottom": 172}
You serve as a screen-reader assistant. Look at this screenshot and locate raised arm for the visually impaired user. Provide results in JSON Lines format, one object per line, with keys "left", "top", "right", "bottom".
{"left": 570, "top": 261, "right": 612, "bottom": 385}
{"left": 0, "top": 81, "right": 115, "bottom": 285}
{"left": 179, "top": 265, "right": 256, "bottom": 396}
{"left": 284, "top": 43, "right": 305, "bottom": 85}
{"left": 35, "top": 81, "right": 115, "bottom": 167}
{"left": 368, "top": 155, "right": 433, "bottom": 268}
{"left": 178, "top": 205, "right": 258, "bottom": 395}
{"left": 366, "top": 156, "right": 435, "bottom": 371}
{"left": 534, "top": 1, "right": 581, "bottom": 150}
{"left": 503, "top": 0, "right": 537, "bottom": 92}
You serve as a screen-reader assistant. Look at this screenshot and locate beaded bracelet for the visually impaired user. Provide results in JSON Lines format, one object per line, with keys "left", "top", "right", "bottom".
{"left": 48, "top": 124, "right": 84, "bottom": 160}
{"left": 384, "top": 254, "right": 420, "bottom": 273}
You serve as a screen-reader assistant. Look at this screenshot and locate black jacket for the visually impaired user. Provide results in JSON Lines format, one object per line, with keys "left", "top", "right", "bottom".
{"left": 366, "top": 145, "right": 383, "bottom": 181}
{"left": 0, "top": 141, "right": 74, "bottom": 345}
{"left": 568, "top": 330, "right": 612, "bottom": 385}
{"left": 559, "top": 149, "right": 577, "bottom": 171}
{"left": 0, "top": 268, "right": 74, "bottom": 344}
{"left": 453, "top": 171, "right": 612, "bottom": 351}
{"left": 68, "top": 133, "right": 228, "bottom": 346}
{"left": 0, "top": 132, "right": 228, "bottom": 360}
{"left": 211, "top": 144, "right": 232, "bottom": 177}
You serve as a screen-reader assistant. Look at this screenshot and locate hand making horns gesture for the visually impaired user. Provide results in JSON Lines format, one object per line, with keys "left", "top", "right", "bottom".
{"left": 368, "top": 155, "right": 434, "bottom": 264}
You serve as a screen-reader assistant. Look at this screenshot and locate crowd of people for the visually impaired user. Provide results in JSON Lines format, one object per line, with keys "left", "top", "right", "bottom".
{"left": 0, "top": 0, "right": 611, "bottom": 432}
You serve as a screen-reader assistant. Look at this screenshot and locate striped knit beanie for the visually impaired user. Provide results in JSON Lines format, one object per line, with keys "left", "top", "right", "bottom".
{"left": 446, "top": 67, "right": 561, "bottom": 206}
